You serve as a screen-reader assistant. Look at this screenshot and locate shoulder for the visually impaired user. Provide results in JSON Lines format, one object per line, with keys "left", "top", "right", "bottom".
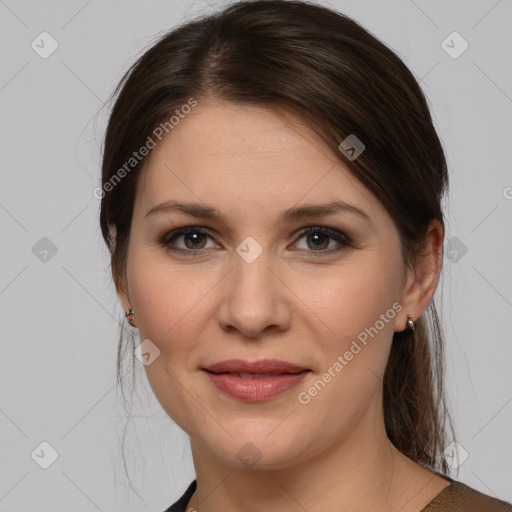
{"left": 163, "top": 480, "right": 197, "bottom": 512}
{"left": 421, "top": 480, "right": 512, "bottom": 512}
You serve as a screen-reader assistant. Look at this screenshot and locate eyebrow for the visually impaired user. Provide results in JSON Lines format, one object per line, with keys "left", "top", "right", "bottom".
{"left": 145, "top": 199, "right": 372, "bottom": 225}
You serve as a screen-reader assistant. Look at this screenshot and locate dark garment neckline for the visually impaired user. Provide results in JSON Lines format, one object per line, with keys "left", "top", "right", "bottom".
{"left": 166, "top": 477, "right": 512, "bottom": 512}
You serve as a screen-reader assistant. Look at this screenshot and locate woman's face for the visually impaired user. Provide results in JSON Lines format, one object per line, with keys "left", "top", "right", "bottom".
{"left": 121, "top": 99, "right": 414, "bottom": 470}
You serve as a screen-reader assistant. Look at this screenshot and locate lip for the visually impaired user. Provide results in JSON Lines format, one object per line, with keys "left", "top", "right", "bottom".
{"left": 203, "top": 358, "right": 309, "bottom": 374}
{"left": 202, "top": 359, "right": 311, "bottom": 402}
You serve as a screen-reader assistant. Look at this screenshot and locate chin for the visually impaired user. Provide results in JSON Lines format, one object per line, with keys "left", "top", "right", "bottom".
{"left": 198, "top": 423, "right": 315, "bottom": 471}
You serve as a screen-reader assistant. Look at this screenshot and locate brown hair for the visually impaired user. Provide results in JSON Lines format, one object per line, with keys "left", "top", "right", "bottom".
{"left": 100, "top": 0, "right": 453, "bottom": 474}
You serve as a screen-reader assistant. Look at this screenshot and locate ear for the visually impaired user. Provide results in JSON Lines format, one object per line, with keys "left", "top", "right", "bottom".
{"left": 116, "top": 280, "right": 132, "bottom": 316}
{"left": 109, "top": 224, "right": 132, "bottom": 314}
{"left": 396, "top": 219, "right": 444, "bottom": 331}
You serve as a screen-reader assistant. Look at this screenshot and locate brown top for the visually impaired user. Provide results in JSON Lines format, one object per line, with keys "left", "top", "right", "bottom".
{"left": 419, "top": 480, "right": 512, "bottom": 511}
{"left": 164, "top": 479, "right": 512, "bottom": 511}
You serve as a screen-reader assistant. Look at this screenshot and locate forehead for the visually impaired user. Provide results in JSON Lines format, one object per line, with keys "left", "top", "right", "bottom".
{"left": 135, "top": 100, "right": 383, "bottom": 223}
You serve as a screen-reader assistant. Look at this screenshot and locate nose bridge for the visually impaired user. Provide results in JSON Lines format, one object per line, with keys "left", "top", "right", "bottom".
{"left": 217, "top": 236, "right": 289, "bottom": 337}
{"left": 234, "top": 239, "right": 272, "bottom": 294}
{"left": 232, "top": 238, "right": 275, "bottom": 311}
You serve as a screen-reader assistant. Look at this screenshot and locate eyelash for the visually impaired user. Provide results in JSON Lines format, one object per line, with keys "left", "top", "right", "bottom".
{"left": 159, "top": 226, "right": 353, "bottom": 257}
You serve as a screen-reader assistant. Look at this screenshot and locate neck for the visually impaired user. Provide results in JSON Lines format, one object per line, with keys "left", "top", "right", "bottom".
{"left": 186, "top": 402, "right": 434, "bottom": 512}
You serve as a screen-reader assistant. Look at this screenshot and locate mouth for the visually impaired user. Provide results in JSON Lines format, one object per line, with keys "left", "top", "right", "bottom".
{"left": 202, "top": 359, "right": 311, "bottom": 402}
{"left": 209, "top": 371, "right": 297, "bottom": 379}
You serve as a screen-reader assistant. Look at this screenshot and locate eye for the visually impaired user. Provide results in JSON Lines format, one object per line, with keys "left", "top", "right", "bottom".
{"left": 161, "top": 227, "right": 218, "bottom": 253}
{"left": 291, "top": 226, "right": 352, "bottom": 254}
{"left": 160, "top": 225, "right": 352, "bottom": 256}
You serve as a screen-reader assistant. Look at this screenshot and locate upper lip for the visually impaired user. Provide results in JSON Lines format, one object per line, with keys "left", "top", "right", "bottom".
{"left": 203, "top": 359, "right": 309, "bottom": 374}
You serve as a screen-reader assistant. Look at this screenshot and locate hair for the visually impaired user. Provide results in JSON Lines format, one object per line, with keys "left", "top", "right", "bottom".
{"left": 100, "top": 0, "right": 454, "bottom": 476}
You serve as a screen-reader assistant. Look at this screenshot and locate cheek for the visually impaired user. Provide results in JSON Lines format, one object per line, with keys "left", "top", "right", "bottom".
{"left": 297, "top": 255, "right": 402, "bottom": 344}
{"left": 293, "top": 254, "right": 402, "bottom": 403}
{"left": 292, "top": 267, "right": 400, "bottom": 434}
{"left": 127, "top": 246, "right": 216, "bottom": 350}
{"left": 126, "top": 254, "right": 217, "bottom": 433}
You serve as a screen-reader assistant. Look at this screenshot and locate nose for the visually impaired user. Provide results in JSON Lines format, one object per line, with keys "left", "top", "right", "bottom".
{"left": 216, "top": 245, "right": 292, "bottom": 339}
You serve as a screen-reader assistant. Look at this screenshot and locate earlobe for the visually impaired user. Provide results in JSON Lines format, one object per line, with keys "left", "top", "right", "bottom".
{"left": 117, "top": 283, "right": 137, "bottom": 328}
{"left": 125, "top": 308, "right": 137, "bottom": 327}
{"left": 110, "top": 224, "right": 136, "bottom": 327}
{"left": 396, "top": 219, "right": 444, "bottom": 330}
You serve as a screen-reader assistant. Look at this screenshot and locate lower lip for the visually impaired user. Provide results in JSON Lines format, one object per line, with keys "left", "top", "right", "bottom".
{"left": 204, "top": 370, "right": 310, "bottom": 402}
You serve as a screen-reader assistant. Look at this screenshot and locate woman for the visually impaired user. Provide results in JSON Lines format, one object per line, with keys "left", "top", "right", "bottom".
{"left": 99, "top": 1, "right": 512, "bottom": 510}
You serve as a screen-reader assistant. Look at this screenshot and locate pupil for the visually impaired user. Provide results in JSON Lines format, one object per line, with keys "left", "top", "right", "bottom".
{"left": 186, "top": 232, "right": 205, "bottom": 249}
{"left": 309, "top": 233, "right": 328, "bottom": 250}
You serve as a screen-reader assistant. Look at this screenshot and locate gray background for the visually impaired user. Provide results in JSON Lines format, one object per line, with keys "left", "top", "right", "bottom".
{"left": 0, "top": 0, "right": 511, "bottom": 510}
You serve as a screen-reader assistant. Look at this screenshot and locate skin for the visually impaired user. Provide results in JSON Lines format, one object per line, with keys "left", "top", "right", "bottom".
{"left": 117, "top": 98, "right": 450, "bottom": 511}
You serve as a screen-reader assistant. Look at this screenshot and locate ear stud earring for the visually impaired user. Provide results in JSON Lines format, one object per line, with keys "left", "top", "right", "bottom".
{"left": 125, "top": 309, "right": 136, "bottom": 327}
{"left": 406, "top": 314, "right": 414, "bottom": 332}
